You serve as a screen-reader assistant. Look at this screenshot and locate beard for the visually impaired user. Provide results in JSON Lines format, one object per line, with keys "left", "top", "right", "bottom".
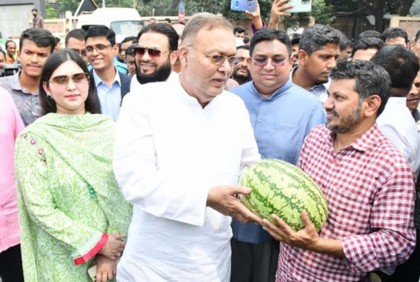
{"left": 136, "top": 61, "right": 172, "bottom": 85}
{"left": 232, "top": 67, "right": 251, "bottom": 85}
{"left": 326, "top": 105, "right": 361, "bottom": 134}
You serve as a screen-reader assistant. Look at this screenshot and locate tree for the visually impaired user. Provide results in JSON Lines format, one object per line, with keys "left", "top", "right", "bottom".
{"left": 331, "top": 0, "right": 416, "bottom": 34}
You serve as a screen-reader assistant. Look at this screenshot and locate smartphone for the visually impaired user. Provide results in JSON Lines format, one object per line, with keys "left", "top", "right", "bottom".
{"left": 230, "top": 0, "right": 258, "bottom": 12}
{"left": 288, "top": 0, "right": 312, "bottom": 13}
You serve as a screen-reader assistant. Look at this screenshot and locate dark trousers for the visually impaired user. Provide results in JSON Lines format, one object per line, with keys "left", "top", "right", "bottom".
{"left": 0, "top": 244, "right": 24, "bottom": 282}
{"left": 388, "top": 229, "right": 420, "bottom": 281}
{"left": 230, "top": 238, "right": 279, "bottom": 282}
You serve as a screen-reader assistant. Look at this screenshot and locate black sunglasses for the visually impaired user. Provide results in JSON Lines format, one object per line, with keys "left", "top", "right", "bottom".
{"left": 133, "top": 47, "right": 169, "bottom": 58}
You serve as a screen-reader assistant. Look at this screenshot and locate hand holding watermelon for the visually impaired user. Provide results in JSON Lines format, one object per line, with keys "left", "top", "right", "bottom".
{"left": 262, "top": 212, "right": 344, "bottom": 257}
{"left": 239, "top": 159, "right": 328, "bottom": 232}
{"left": 262, "top": 211, "right": 319, "bottom": 249}
{"left": 207, "top": 185, "right": 263, "bottom": 224}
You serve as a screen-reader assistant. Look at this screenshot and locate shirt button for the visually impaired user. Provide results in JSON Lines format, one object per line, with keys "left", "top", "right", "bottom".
{"left": 258, "top": 119, "right": 262, "bottom": 123}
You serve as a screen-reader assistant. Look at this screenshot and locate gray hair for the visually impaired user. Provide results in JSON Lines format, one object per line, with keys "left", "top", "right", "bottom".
{"left": 181, "top": 13, "right": 233, "bottom": 47}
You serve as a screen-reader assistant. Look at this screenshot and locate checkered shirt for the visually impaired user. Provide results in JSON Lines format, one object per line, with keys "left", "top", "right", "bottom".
{"left": 276, "top": 124, "right": 416, "bottom": 282}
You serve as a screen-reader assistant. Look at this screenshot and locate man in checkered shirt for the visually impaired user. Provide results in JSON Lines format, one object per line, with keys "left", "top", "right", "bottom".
{"left": 263, "top": 60, "right": 416, "bottom": 282}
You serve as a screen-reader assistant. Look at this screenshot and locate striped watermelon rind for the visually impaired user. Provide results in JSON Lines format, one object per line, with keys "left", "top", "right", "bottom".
{"left": 239, "top": 159, "right": 328, "bottom": 232}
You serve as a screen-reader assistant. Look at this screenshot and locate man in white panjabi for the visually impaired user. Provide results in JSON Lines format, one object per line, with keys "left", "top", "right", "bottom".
{"left": 113, "top": 13, "right": 261, "bottom": 281}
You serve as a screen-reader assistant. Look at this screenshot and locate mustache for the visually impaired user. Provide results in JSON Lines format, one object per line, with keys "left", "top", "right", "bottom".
{"left": 407, "top": 97, "right": 420, "bottom": 102}
{"left": 326, "top": 109, "right": 339, "bottom": 117}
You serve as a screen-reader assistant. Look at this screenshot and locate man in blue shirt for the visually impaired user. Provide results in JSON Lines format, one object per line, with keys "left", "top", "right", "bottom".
{"left": 85, "top": 26, "right": 130, "bottom": 121}
{"left": 230, "top": 28, "right": 326, "bottom": 282}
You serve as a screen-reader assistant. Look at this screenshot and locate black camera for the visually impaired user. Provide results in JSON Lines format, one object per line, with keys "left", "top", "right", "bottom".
{"left": 1, "top": 64, "right": 19, "bottom": 77}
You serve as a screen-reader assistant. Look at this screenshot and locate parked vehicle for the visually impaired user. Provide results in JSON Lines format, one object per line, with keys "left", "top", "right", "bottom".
{"left": 76, "top": 8, "right": 144, "bottom": 42}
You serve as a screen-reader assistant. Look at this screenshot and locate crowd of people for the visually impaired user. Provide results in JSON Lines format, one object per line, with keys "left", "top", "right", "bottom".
{"left": 1, "top": 0, "right": 420, "bottom": 281}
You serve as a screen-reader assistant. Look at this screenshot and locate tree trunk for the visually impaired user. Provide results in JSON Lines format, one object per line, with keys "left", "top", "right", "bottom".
{"left": 374, "top": 0, "right": 384, "bottom": 31}
{"left": 399, "top": 0, "right": 415, "bottom": 16}
{"left": 164, "top": 0, "right": 179, "bottom": 16}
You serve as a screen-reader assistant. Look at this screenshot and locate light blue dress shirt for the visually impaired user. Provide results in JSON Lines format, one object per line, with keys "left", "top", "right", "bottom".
{"left": 230, "top": 78, "right": 326, "bottom": 243}
{"left": 93, "top": 70, "right": 122, "bottom": 121}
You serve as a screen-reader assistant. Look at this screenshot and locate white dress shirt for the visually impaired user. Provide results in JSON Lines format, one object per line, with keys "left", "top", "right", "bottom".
{"left": 377, "top": 97, "right": 420, "bottom": 175}
{"left": 129, "top": 71, "right": 179, "bottom": 92}
{"left": 113, "top": 79, "right": 260, "bottom": 281}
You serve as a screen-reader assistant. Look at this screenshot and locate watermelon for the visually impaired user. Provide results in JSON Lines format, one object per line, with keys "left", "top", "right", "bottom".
{"left": 239, "top": 159, "right": 328, "bottom": 232}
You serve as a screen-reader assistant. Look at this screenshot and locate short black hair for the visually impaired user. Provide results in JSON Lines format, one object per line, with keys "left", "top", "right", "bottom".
{"left": 290, "top": 33, "right": 301, "bottom": 45}
{"left": 299, "top": 24, "right": 342, "bottom": 55}
{"left": 339, "top": 36, "right": 353, "bottom": 51}
{"left": 85, "top": 25, "right": 116, "bottom": 46}
{"left": 119, "top": 36, "right": 137, "bottom": 52}
{"left": 352, "top": 37, "right": 384, "bottom": 57}
{"left": 331, "top": 60, "right": 391, "bottom": 116}
{"left": 0, "top": 49, "right": 6, "bottom": 59}
{"left": 31, "top": 8, "right": 38, "bottom": 12}
{"left": 415, "top": 30, "right": 420, "bottom": 42}
{"left": 121, "top": 36, "right": 137, "bottom": 45}
{"left": 359, "top": 30, "right": 384, "bottom": 41}
{"left": 125, "top": 45, "right": 135, "bottom": 57}
{"left": 19, "top": 28, "right": 56, "bottom": 52}
{"left": 383, "top": 27, "right": 409, "bottom": 44}
{"left": 250, "top": 28, "right": 291, "bottom": 56}
{"left": 65, "top": 29, "right": 85, "bottom": 47}
{"left": 5, "top": 40, "right": 16, "bottom": 49}
{"left": 371, "top": 45, "right": 419, "bottom": 91}
{"left": 137, "top": 23, "right": 178, "bottom": 52}
{"left": 234, "top": 26, "right": 246, "bottom": 34}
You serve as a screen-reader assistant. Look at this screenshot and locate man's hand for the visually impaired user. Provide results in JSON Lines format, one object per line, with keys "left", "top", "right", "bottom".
{"left": 262, "top": 211, "right": 344, "bottom": 257}
{"left": 207, "top": 185, "right": 262, "bottom": 224}
{"left": 245, "top": 2, "right": 263, "bottom": 30}
{"left": 269, "top": 0, "right": 293, "bottom": 29}
{"left": 99, "top": 234, "right": 126, "bottom": 260}
{"left": 262, "top": 211, "right": 319, "bottom": 249}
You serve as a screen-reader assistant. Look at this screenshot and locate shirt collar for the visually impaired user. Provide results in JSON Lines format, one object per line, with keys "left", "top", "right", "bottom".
{"left": 92, "top": 68, "right": 121, "bottom": 87}
{"left": 14, "top": 72, "right": 39, "bottom": 95}
{"left": 250, "top": 78, "right": 293, "bottom": 100}
{"left": 325, "top": 124, "right": 383, "bottom": 152}
{"left": 12, "top": 72, "right": 22, "bottom": 91}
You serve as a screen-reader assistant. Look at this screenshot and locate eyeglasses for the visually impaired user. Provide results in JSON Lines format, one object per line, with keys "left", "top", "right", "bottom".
{"left": 252, "top": 57, "right": 287, "bottom": 67}
{"left": 191, "top": 48, "right": 240, "bottom": 66}
{"left": 133, "top": 47, "right": 169, "bottom": 58}
{"left": 48, "top": 72, "right": 90, "bottom": 86}
{"left": 84, "top": 44, "right": 112, "bottom": 54}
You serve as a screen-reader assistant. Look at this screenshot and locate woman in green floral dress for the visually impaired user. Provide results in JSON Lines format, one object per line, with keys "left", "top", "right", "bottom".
{"left": 14, "top": 49, "right": 132, "bottom": 282}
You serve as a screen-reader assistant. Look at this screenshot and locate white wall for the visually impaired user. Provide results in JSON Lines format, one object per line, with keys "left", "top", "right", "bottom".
{"left": 0, "top": 5, "right": 33, "bottom": 39}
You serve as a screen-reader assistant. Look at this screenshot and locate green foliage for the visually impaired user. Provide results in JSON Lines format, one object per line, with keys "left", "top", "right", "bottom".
{"left": 46, "top": 5, "right": 57, "bottom": 19}
{"left": 52, "top": 0, "right": 346, "bottom": 27}
{"left": 58, "top": 0, "right": 79, "bottom": 15}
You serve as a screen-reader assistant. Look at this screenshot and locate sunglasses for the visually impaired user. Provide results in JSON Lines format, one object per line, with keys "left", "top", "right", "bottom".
{"left": 252, "top": 57, "right": 287, "bottom": 67}
{"left": 84, "top": 44, "right": 112, "bottom": 54}
{"left": 49, "top": 72, "right": 90, "bottom": 86}
{"left": 71, "top": 48, "right": 87, "bottom": 56}
{"left": 133, "top": 47, "right": 169, "bottom": 58}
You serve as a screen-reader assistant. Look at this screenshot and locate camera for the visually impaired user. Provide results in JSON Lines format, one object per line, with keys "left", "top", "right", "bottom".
{"left": 1, "top": 64, "right": 20, "bottom": 77}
